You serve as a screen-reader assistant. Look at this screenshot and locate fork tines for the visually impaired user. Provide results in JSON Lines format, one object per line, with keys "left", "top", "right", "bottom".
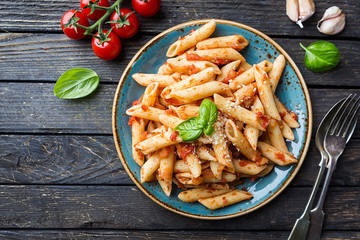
{"left": 329, "top": 94, "right": 360, "bottom": 138}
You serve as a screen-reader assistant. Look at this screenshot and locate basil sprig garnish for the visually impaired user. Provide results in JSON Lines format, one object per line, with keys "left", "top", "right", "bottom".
{"left": 174, "top": 99, "right": 218, "bottom": 142}
{"left": 54, "top": 68, "right": 100, "bottom": 99}
{"left": 300, "top": 41, "right": 340, "bottom": 72}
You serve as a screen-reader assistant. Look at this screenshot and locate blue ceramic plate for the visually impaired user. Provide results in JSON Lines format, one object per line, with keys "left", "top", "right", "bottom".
{"left": 113, "top": 19, "right": 312, "bottom": 219}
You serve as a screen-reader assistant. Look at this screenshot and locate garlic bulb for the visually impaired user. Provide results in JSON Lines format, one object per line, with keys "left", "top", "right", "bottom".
{"left": 317, "top": 6, "right": 345, "bottom": 35}
{"left": 286, "top": 0, "right": 315, "bottom": 28}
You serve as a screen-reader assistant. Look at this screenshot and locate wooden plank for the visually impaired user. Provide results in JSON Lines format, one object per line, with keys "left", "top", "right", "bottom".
{"left": 0, "top": 135, "right": 131, "bottom": 185}
{"left": 0, "top": 185, "right": 357, "bottom": 230}
{"left": 0, "top": 0, "right": 358, "bottom": 38}
{"left": 0, "top": 230, "right": 359, "bottom": 240}
{"left": 1, "top": 33, "right": 359, "bottom": 87}
{"left": 1, "top": 83, "right": 360, "bottom": 135}
{"left": 1, "top": 135, "right": 360, "bottom": 187}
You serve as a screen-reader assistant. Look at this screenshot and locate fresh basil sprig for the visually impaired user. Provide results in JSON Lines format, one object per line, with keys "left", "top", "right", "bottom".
{"left": 300, "top": 41, "right": 340, "bottom": 72}
{"left": 54, "top": 68, "right": 100, "bottom": 99}
{"left": 174, "top": 99, "right": 218, "bottom": 142}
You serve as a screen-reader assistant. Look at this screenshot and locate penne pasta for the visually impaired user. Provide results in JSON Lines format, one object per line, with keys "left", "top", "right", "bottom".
{"left": 168, "top": 105, "right": 199, "bottom": 120}
{"left": 157, "top": 63, "right": 174, "bottom": 75}
{"left": 280, "top": 120, "right": 295, "bottom": 141}
{"left": 267, "top": 119, "right": 289, "bottom": 154}
{"left": 253, "top": 65, "right": 281, "bottom": 120}
{"left": 234, "top": 83, "right": 257, "bottom": 105}
{"left": 274, "top": 97, "right": 300, "bottom": 128}
{"left": 141, "top": 150, "right": 162, "bottom": 183}
{"left": 233, "top": 159, "right": 268, "bottom": 175}
{"left": 198, "top": 190, "right": 253, "bottom": 210}
{"left": 167, "top": 58, "right": 221, "bottom": 75}
{"left": 196, "top": 35, "right": 249, "bottom": 51}
{"left": 257, "top": 142, "right": 298, "bottom": 166}
{"left": 178, "top": 188, "right": 233, "bottom": 202}
{"left": 171, "top": 81, "right": 231, "bottom": 102}
{"left": 158, "top": 114, "right": 183, "bottom": 129}
{"left": 196, "top": 146, "right": 217, "bottom": 161}
{"left": 132, "top": 73, "right": 178, "bottom": 87}
{"left": 126, "top": 105, "right": 166, "bottom": 122}
{"left": 176, "top": 144, "right": 202, "bottom": 178}
{"left": 136, "top": 131, "right": 182, "bottom": 155}
{"left": 269, "top": 54, "right": 286, "bottom": 93}
{"left": 130, "top": 118, "right": 146, "bottom": 166}
{"left": 210, "top": 161, "right": 225, "bottom": 179}
{"left": 166, "top": 19, "right": 216, "bottom": 57}
{"left": 156, "top": 173, "right": 172, "bottom": 197}
{"left": 186, "top": 48, "right": 246, "bottom": 63}
{"left": 244, "top": 96, "right": 264, "bottom": 150}
{"left": 202, "top": 169, "right": 236, "bottom": 183}
{"left": 141, "top": 82, "right": 159, "bottom": 107}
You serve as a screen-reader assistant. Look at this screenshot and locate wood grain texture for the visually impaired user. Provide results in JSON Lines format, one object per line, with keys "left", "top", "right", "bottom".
{"left": 1, "top": 135, "right": 360, "bottom": 187}
{"left": 0, "top": 185, "right": 358, "bottom": 230}
{"left": 0, "top": 230, "right": 359, "bottom": 240}
{"left": 1, "top": 83, "right": 360, "bottom": 135}
{"left": 0, "top": 0, "right": 359, "bottom": 38}
{"left": 1, "top": 33, "right": 359, "bottom": 87}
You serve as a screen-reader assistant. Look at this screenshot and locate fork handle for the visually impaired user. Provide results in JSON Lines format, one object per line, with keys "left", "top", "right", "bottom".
{"left": 307, "top": 159, "right": 336, "bottom": 240}
{"left": 287, "top": 155, "right": 327, "bottom": 240}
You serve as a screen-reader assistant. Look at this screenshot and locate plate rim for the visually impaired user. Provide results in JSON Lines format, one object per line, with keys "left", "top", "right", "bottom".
{"left": 112, "top": 19, "right": 313, "bottom": 220}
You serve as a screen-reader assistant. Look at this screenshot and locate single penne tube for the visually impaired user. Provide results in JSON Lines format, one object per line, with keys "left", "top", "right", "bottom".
{"left": 156, "top": 173, "right": 172, "bottom": 197}
{"left": 210, "top": 161, "right": 225, "bottom": 179}
{"left": 186, "top": 48, "right": 245, "bottom": 63}
{"left": 158, "top": 114, "right": 183, "bottom": 129}
{"left": 176, "top": 144, "right": 202, "bottom": 178}
{"left": 274, "top": 97, "right": 300, "bottom": 128}
{"left": 225, "top": 119, "right": 261, "bottom": 162}
{"left": 157, "top": 63, "right": 174, "bottom": 75}
{"left": 209, "top": 183, "right": 230, "bottom": 190}
{"left": 269, "top": 55, "right": 286, "bottom": 92}
{"left": 130, "top": 118, "right": 146, "bottom": 166}
{"left": 216, "top": 60, "right": 241, "bottom": 82}
{"left": 196, "top": 35, "right": 249, "bottom": 51}
{"left": 229, "top": 60, "right": 273, "bottom": 90}
{"left": 171, "top": 81, "right": 231, "bottom": 102}
{"left": 280, "top": 120, "right": 295, "bottom": 141}
{"left": 126, "top": 105, "right": 166, "bottom": 122}
{"left": 175, "top": 172, "right": 203, "bottom": 185}
{"left": 140, "top": 150, "right": 161, "bottom": 183}
{"left": 167, "top": 58, "right": 221, "bottom": 75}
{"left": 214, "top": 94, "right": 268, "bottom": 131}
{"left": 257, "top": 142, "right": 298, "bottom": 166}
{"left": 234, "top": 83, "right": 257, "bottom": 105}
{"left": 198, "top": 190, "right": 253, "bottom": 210}
{"left": 166, "top": 19, "right": 216, "bottom": 57}
{"left": 244, "top": 97, "right": 264, "bottom": 150}
{"left": 141, "top": 82, "right": 159, "bottom": 107}
{"left": 233, "top": 159, "right": 268, "bottom": 175}
{"left": 132, "top": 73, "right": 178, "bottom": 87}
{"left": 136, "top": 131, "right": 182, "bottom": 155}
{"left": 158, "top": 146, "right": 176, "bottom": 181}
{"left": 161, "top": 68, "right": 215, "bottom": 99}
{"left": 196, "top": 146, "right": 217, "bottom": 161}
{"left": 267, "top": 119, "right": 289, "bottom": 154}
{"left": 168, "top": 105, "right": 199, "bottom": 120}
{"left": 202, "top": 169, "right": 236, "bottom": 183}
{"left": 178, "top": 188, "right": 232, "bottom": 202}
{"left": 253, "top": 65, "right": 281, "bottom": 120}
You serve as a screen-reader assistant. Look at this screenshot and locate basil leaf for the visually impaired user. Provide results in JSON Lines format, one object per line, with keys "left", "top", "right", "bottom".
{"left": 54, "top": 68, "right": 100, "bottom": 99}
{"left": 204, "top": 124, "right": 215, "bottom": 136}
{"left": 174, "top": 117, "right": 203, "bottom": 142}
{"left": 300, "top": 41, "right": 340, "bottom": 72}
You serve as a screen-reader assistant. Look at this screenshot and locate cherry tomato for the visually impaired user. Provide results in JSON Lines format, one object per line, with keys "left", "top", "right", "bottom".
{"left": 61, "top": 10, "right": 90, "bottom": 40}
{"left": 80, "top": 0, "right": 110, "bottom": 21}
{"left": 132, "top": 0, "right": 160, "bottom": 17}
{"left": 109, "top": 9, "right": 139, "bottom": 38}
{"left": 92, "top": 30, "right": 122, "bottom": 60}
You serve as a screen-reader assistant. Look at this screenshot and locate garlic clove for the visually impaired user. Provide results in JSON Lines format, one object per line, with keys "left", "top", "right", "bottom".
{"left": 298, "top": 0, "right": 315, "bottom": 22}
{"left": 286, "top": 0, "right": 300, "bottom": 22}
{"left": 319, "top": 6, "right": 342, "bottom": 23}
{"left": 318, "top": 13, "right": 346, "bottom": 35}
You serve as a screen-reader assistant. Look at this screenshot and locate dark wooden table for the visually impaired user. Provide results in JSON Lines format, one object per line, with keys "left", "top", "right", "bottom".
{"left": 1, "top": 0, "right": 359, "bottom": 239}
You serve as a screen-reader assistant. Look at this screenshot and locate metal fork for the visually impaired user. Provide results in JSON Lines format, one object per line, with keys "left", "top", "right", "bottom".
{"left": 307, "top": 94, "right": 360, "bottom": 240}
